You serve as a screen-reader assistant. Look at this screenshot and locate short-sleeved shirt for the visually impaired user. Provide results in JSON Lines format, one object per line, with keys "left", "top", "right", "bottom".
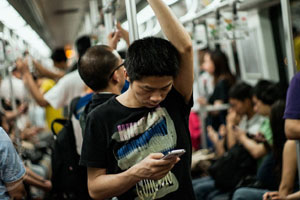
{"left": 0, "top": 128, "right": 26, "bottom": 200}
{"left": 284, "top": 72, "right": 300, "bottom": 119}
{"left": 44, "top": 70, "right": 86, "bottom": 109}
{"left": 80, "top": 88, "right": 195, "bottom": 200}
{"left": 259, "top": 119, "right": 272, "bottom": 145}
{"left": 208, "top": 79, "right": 230, "bottom": 104}
{"left": 238, "top": 114, "right": 265, "bottom": 135}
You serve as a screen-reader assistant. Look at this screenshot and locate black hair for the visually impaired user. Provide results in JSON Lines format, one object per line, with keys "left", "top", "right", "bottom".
{"left": 51, "top": 48, "right": 67, "bottom": 62}
{"left": 76, "top": 35, "right": 91, "bottom": 58}
{"left": 259, "top": 83, "right": 285, "bottom": 106}
{"left": 252, "top": 80, "right": 273, "bottom": 100}
{"left": 206, "top": 49, "right": 235, "bottom": 86}
{"left": 78, "top": 45, "right": 119, "bottom": 91}
{"left": 125, "top": 37, "right": 180, "bottom": 82}
{"left": 270, "top": 100, "right": 287, "bottom": 183}
{"left": 229, "top": 81, "right": 253, "bottom": 101}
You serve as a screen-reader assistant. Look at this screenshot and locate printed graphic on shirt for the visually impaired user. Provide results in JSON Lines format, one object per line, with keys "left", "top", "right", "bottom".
{"left": 112, "top": 107, "right": 178, "bottom": 199}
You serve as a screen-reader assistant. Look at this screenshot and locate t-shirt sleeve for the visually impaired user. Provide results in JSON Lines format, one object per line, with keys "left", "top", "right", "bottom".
{"left": 166, "top": 88, "right": 193, "bottom": 115}
{"left": 44, "top": 78, "right": 68, "bottom": 109}
{"left": 284, "top": 73, "right": 300, "bottom": 119}
{"left": 260, "top": 119, "right": 273, "bottom": 145}
{"left": 79, "top": 110, "right": 109, "bottom": 168}
{"left": 0, "top": 129, "right": 26, "bottom": 183}
{"left": 40, "top": 79, "right": 55, "bottom": 94}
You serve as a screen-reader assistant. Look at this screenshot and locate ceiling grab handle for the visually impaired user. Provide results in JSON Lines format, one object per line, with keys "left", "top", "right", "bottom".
{"left": 125, "top": 0, "right": 139, "bottom": 44}
{"left": 280, "top": 0, "right": 299, "bottom": 189}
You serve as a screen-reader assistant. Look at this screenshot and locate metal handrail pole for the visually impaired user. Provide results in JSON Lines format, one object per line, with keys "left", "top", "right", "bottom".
{"left": 125, "top": 0, "right": 139, "bottom": 43}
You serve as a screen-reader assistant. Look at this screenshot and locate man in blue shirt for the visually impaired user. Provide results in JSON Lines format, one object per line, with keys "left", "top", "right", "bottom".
{"left": 0, "top": 127, "right": 26, "bottom": 200}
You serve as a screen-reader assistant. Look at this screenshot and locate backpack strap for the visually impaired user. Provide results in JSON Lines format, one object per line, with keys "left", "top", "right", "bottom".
{"left": 51, "top": 97, "right": 81, "bottom": 136}
{"left": 51, "top": 119, "right": 68, "bottom": 135}
{"left": 69, "top": 97, "right": 81, "bottom": 119}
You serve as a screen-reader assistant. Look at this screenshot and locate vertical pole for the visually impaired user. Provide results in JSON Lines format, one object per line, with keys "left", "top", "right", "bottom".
{"left": 280, "top": 0, "right": 296, "bottom": 81}
{"left": 280, "top": 0, "right": 300, "bottom": 188}
{"left": 102, "top": 0, "right": 114, "bottom": 41}
{"left": 90, "top": 0, "right": 100, "bottom": 30}
{"left": 125, "top": 0, "right": 139, "bottom": 43}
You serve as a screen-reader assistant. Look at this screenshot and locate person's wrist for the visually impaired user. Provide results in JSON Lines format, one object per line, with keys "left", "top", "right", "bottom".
{"left": 125, "top": 165, "right": 142, "bottom": 183}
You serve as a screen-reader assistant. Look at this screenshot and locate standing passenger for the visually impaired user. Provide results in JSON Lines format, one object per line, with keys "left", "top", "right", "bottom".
{"left": 79, "top": 0, "right": 195, "bottom": 199}
{"left": 0, "top": 127, "right": 26, "bottom": 200}
{"left": 284, "top": 71, "right": 300, "bottom": 139}
{"left": 198, "top": 50, "right": 235, "bottom": 133}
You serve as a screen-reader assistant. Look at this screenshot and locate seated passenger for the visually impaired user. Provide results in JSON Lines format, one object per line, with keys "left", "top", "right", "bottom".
{"left": 262, "top": 138, "right": 298, "bottom": 200}
{"left": 193, "top": 82, "right": 265, "bottom": 200}
{"left": 232, "top": 100, "right": 289, "bottom": 200}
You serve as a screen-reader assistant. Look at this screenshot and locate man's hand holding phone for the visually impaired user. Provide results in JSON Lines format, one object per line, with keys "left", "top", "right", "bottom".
{"left": 161, "top": 149, "right": 186, "bottom": 160}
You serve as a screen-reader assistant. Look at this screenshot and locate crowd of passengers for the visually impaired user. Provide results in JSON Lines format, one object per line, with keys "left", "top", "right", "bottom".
{"left": 1, "top": 0, "right": 300, "bottom": 199}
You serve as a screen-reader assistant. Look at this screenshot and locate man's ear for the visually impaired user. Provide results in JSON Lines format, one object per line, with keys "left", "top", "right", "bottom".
{"left": 124, "top": 70, "right": 130, "bottom": 82}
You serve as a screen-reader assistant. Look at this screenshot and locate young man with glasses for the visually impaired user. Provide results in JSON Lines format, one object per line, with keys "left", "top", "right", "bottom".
{"left": 79, "top": 0, "right": 194, "bottom": 199}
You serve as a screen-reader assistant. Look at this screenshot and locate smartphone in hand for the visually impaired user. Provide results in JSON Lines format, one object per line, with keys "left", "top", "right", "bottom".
{"left": 161, "top": 149, "right": 186, "bottom": 160}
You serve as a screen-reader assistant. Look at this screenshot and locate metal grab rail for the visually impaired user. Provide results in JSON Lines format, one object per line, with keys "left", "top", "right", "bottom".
{"left": 125, "top": 0, "right": 139, "bottom": 43}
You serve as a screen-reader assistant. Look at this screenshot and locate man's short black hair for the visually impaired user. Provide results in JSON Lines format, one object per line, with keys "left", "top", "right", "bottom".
{"left": 252, "top": 80, "right": 273, "bottom": 100}
{"left": 76, "top": 35, "right": 91, "bottom": 58}
{"left": 125, "top": 37, "right": 180, "bottom": 82}
{"left": 260, "top": 83, "right": 284, "bottom": 106}
{"left": 229, "top": 81, "right": 253, "bottom": 101}
{"left": 78, "top": 45, "right": 119, "bottom": 91}
{"left": 51, "top": 48, "right": 67, "bottom": 63}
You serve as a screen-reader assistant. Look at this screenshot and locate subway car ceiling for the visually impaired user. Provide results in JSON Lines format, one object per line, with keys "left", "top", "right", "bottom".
{"left": 5, "top": 0, "right": 289, "bottom": 49}
{"left": 1, "top": 0, "right": 300, "bottom": 83}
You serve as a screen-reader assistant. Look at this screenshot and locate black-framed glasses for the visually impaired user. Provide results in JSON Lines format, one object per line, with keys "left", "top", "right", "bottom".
{"left": 109, "top": 62, "right": 124, "bottom": 79}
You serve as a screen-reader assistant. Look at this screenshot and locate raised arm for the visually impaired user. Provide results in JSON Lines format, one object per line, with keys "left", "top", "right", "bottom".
{"left": 16, "top": 59, "right": 49, "bottom": 107}
{"left": 33, "top": 60, "right": 64, "bottom": 81}
{"left": 148, "top": 0, "right": 193, "bottom": 103}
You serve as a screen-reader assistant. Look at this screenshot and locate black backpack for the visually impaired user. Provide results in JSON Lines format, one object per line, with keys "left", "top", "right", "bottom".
{"left": 208, "top": 143, "right": 257, "bottom": 192}
{"left": 50, "top": 97, "right": 90, "bottom": 200}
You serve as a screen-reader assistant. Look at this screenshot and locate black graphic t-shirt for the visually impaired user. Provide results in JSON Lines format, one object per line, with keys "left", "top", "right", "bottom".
{"left": 80, "top": 88, "right": 195, "bottom": 200}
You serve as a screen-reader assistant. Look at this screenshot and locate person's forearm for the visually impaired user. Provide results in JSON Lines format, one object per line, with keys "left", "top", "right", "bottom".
{"left": 279, "top": 140, "right": 297, "bottom": 197}
{"left": 147, "top": 0, "right": 191, "bottom": 53}
{"left": 25, "top": 167, "right": 45, "bottom": 182}
{"left": 88, "top": 169, "right": 140, "bottom": 199}
{"left": 23, "top": 73, "right": 48, "bottom": 107}
{"left": 33, "top": 60, "right": 64, "bottom": 81}
{"left": 226, "top": 126, "right": 236, "bottom": 149}
{"left": 239, "top": 135, "right": 267, "bottom": 159}
{"left": 24, "top": 175, "right": 48, "bottom": 190}
{"left": 285, "top": 119, "right": 300, "bottom": 139}
{"left": 5, "top": 111, "right": 19, "bottom": 121}
{"left": 286, "top": 191, "right": 300, "bottom": 200}
{"left": 215, "top": 139, "right": 225, "bottom": 157}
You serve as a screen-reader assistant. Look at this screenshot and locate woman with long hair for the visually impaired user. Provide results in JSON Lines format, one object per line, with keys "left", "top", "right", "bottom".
{"left": 198, "top": 49, "right": 236, "bottom": 132}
